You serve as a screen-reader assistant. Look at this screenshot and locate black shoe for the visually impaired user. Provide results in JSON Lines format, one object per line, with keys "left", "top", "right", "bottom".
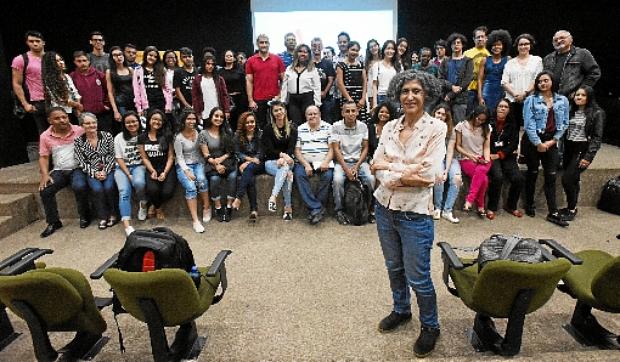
{"left": 335, "top": 211, "right": 349, "bottom": 225}
{"left": 559, "top": 208, "right": 577, "bottom": 221}
{"left": 215, "top": 207, "right": 224, "bottom": 222}
{"left": 378, "top": 311, "right": 412, "bottom": 333}
{"left": 224, "top": 207, "right": 232, "bottom": 222}
{"left": 79, "top": 218, "right": 91, "bottom": 228}
{"left": 413, "top": 326, "right": 441, "bottom": 358}
{"left": 40, "top": 221, "right": 63, "bottom": 238}
{"left": 310, "top": 208, "right": 324, "bottom": 225}
{"left": 525, "top": 206, "right": 536, "bottom": 217}
{"left": 368, "top": 213, "right": 376, "bottom": 224}
{"left": 546, "top": 211, "right": 569, "bottom": 227}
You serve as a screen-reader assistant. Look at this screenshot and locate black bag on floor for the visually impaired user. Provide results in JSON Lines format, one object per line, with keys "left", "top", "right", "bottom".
{"left": 597, "top": 176, "right": 620, "bottom": 215}
{"left": 116, "top": 227, "right": 195, "bottom": 274}
{"left": 477, "top": 234, "right": 543, "bottom": 271}
{"left": 344, "top": 178, "right": 370, "bottom": 226}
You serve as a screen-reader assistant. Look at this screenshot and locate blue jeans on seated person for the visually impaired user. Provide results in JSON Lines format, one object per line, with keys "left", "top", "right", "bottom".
{"left": 114, "top": 165, "right": 146, "bottom": 221}
{"left": 176, "top": 163, "right": 208, "bottom": 199}
{"left": 40, "top": 169, "right": 90, "bottom": 224}
{"left": 236, "top": 162, "right": 265, "bottom": 211}
{"left": 333, "top": 162, "right": 375, "bottom": 212}
{"left": 375, "top": 201, "right": 439, "bottom": 329}
{"left": 264, "top": 160, "right": 293, "bottom": 208}
{"left": 433, "top": 158, "right": 461, "bottom": 213}
{"left": 209, "top": 170, "right": 237, "bottom": 201}
{"left": 293, "top": 163, "right": 333, "bottom": 215}
{"left": 87, "top": 171, "right": 118, "bottom": 220}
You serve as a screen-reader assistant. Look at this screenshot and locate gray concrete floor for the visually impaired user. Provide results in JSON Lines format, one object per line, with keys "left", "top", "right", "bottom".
{"left": 0, "top": 207, "right": 619, "bottom": 361}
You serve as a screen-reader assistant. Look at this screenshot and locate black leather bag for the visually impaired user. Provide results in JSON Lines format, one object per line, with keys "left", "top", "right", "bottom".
{"left": 598, "top": 176, "right": 620, "bottom": 215}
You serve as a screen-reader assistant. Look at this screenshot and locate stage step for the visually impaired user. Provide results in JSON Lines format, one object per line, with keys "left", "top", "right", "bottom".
{"left": 0, "top": 193, "right": 40, "bottom": 240}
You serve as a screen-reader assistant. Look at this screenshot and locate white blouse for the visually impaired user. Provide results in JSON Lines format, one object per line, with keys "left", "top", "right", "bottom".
{"left": 280, "top": 66, "right": 321, "bottom": 107}
{"left": 501, "top": 55, "right": 543, "bottom": 102}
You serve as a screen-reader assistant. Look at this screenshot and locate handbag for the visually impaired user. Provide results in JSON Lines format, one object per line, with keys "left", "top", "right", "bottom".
{"left": 597, "top": 176, "right": 620, "bottom": 215}
{"left": 477, "top": 234, "right": 543, "bottom": 271}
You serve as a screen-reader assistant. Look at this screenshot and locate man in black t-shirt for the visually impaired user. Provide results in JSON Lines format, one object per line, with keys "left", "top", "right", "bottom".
{"left": 311, "top": 37, "right": 336, "bottom": 123}
{"left": 174, "top": 47, "right": 196, "bottom": 110}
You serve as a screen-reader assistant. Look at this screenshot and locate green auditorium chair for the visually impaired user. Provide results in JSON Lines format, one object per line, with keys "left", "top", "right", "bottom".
{"left": 437, "top": 239, "right": 580, "bottom": 356}
{"left": 560, "top": 250, "right": 620, "bottom": 349}
{"left": 0, "top": 263, "right": 109, "bottom": 361}
{"left": 98, "top": 250, "right": 231, "bottom": 362}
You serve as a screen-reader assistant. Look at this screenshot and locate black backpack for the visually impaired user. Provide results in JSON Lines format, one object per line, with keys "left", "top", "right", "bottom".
{"left": 344, "top": 179, "right": 370, "bottom": 226}
{"left": 597, "top": 176, "right": 620, "bottom": 215}
{"left": 116, "top": 227, "right": 195, "bottom": 274}
{"left": 477, "top": 234, "right": 544, "bottom": 271}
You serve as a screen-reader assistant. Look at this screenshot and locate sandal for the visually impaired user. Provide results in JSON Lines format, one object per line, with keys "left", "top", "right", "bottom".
{"left": 463, "top": 202, "right": 472, "bottom": 212}
{"left": 98, "top": 220, "right": 108, "bottom": 230}
{"left": 156, "top": 209, "right": 165, "bottom": 220}
{"left": 232, "top": 198, "right": 241, "bottom": 210}
{"left": 107, "top": 216, "right": 118, "bottom": 227}
{"left": 147, "top": 205, "right": 156, "bottom": 218}
{"left": 504, "top": 208, "right": 523, "bottom": 218}
{"left": 486, "top": 211, "right": 496, "bottom": 220}
{"left": 477, "top": 209, "right": 487, "bottom": 219}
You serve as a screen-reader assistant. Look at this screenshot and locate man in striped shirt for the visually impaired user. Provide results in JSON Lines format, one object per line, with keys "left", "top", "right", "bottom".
{"left": 294, "top": 105, "right": 334, "bottom": 224}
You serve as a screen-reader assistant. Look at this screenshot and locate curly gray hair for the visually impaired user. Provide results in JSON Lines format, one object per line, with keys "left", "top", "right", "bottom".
{"left": 78, "top": 112, "right": 97, "bottom": 125}
{"left": 387, "top": 70, "right": 444, "bottom": 104}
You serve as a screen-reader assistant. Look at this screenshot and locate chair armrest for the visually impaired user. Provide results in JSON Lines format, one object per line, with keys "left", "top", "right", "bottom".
{"left": 437, "top": 242, "right": 465, "bottom": 270}
{"left": 90, "top": 252, "right": 119, "bottom": 279}
{"left": 206, "top": 250, "right": 232, "bottom": 277}
{"left": 539, "top": 239, "right": 583, "bottom": 265}
{"left": 93, "top": 297, "right": 114, "bottom": 310}
{"left": 0, "top": 248, "right": 54, "bottom": 276}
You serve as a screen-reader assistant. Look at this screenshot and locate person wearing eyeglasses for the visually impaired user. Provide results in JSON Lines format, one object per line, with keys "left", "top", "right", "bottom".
{"left": 87, "top": 31, "right": 109, "bottom": 73}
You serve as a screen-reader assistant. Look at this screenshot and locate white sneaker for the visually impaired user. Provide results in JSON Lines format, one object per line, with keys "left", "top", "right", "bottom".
{"left": 433, "top": 209, "right": 441, "bottom": 220}
{"left": 441, "top": 211, "right": 460, "bottom": 224}
{"left": 137, "top": 202, "right": 148, "bottom": 221}
{"left": 203, "top": 208, "right": 212, "bottom": 223}
{"left": 124, "top": 226, "right": 135, "bottom": 236}
{"left": 193, "top": 221, "right": 205, "bottom": 233}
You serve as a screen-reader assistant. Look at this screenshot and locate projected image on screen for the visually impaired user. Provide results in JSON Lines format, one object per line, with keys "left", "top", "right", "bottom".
{"left": 253, "top": 10, "right": 395, "bottom": 55}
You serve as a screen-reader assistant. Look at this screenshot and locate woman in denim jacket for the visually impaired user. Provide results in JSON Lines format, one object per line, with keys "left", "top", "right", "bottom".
{"left": 522, "top": 70, "right": 569, "bottom": 226}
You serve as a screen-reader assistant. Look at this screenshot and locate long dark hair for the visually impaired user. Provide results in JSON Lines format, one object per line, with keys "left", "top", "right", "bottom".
{"left": 108, "top": 45, "right": 127, "bottom": 72}
{"left": 121, "top": 111, "right": 143, "bottom": 141}
{"left": 42, "top": 51, "right": 68, "bottom": 103}
{"left": 236, "top": 111, "right": 257, "bottom": 146}
{"left": 570, "top": 85, "right": 602, "bottom": 121}
{"left": 370, "top": 101, "right": 396, "bottom": 125}
{"left": 492, "top": 98, "right": 516, "bottom": 128}
{"left": 205, "top": 107, "right": 234, "bottom": 152}
{"left": 144, "top": 109, "right": 171, "bottom": 151}
{"left": 467, "top": 105, "right": 491, "bottom": 139}
{"left": 381, "top": 40, "right": 401, "bottom": 72}
{"left": 142, "top": 46, "right": 165, "bottom": 87}
{"left": 534, "top": 70, "right": 558, "bottom": 94}
{"left": 177, "top": 109, "right": 198, "bottom": 134}
{"left": 432, "top": 103, "right": 454, "bottom": 139}
{"left": 365, "top": 39, "right": 380, "bottom": 72}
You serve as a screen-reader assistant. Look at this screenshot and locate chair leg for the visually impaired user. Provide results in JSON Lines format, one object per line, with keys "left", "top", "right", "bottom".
{"left": 138, "top": 298, "right": 171, "bottom": 362}
{"left": 499, "top": 288, "right": 534, "bottom": 356}
{"left": 11, "top": 300, "right": 58, "bottom": 362}
{"left": 471, "top": 313, "right": 503, "bottom": 352}
{"left": 59, "top": 331, "right": 109, "bottom": 360}
{"left": 564, "top": 301, "right": 620, "bottom": 350}
{"left": 0, "top": 306, "right": 21, "bottom": 351}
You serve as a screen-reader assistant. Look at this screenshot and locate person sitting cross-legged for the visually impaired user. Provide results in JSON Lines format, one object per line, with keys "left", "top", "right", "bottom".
{"left": 293, "top": 105, "right": 334, "bottom": 225}
{"left": 331, "top": 100, "right": 375, "bottom": 225}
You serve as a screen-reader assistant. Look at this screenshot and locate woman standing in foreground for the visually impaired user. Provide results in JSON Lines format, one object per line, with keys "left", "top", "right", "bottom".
{"left": 371, "top": 71, "right": 446, "bottom": 358}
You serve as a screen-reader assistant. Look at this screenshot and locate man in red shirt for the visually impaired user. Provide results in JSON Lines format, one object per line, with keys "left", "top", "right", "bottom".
{"left": 70, "top": 51, "right": 113, "bottom": 133}
{"left": 245, "top": 34, "right": 285, "bottom": 130}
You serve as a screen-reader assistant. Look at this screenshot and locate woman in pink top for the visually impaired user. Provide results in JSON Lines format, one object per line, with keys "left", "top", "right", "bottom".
{"left": 455, "top": 105, "right": 491, "bottom": 217}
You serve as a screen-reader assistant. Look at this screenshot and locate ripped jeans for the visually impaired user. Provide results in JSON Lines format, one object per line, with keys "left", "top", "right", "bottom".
{"left": 522, "top": 137, "right": 559, "bottom": 212}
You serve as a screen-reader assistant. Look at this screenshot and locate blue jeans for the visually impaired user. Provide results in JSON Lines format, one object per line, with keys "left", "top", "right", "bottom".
{"left": 87, "top": 172, "right": 118, "bottom": 220}
{"left": 293, "top": 164, "right": 333, "bottom": 215}
{"left": 236, "top": 162, "right": 265, "bottom": 211}
{"left": 40, "top": 169, "right": 90, "bottom": 224}
{"left": 333, "top": 162, "right": 375, "bottom": 211}
{"left": 375, "top": 202, "right": 439, "bottom": 329}
{"left": 176, "top": 163, "right": 208, "bottom": 199}
{"left": 433, "top": 158, "right": 461, "bottom": 212}
{"left": 209, "top": 170, "right": 237, "bottom": 201}
{"left": 114, "top": 165, "right": 146, "bottom": 221}
{"left": 264, "top": 160, "right": 293, "bottom": 208}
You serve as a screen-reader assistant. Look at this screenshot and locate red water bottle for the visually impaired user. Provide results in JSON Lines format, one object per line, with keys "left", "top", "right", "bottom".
{"left": 142, "top": 251, "right": 156, "bottom": 272}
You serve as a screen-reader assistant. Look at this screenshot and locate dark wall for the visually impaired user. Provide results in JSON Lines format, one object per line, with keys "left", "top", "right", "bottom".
{"left": 2, "top": 1, "right": 619, "bottom": 167}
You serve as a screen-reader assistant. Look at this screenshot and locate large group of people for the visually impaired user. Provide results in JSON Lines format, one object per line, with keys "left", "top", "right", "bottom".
{"left": 11, "top": 25, "right": 605, "bottom": 357}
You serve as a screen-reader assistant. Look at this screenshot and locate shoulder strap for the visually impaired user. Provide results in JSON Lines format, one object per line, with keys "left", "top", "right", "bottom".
{"left": 22, "top": 53, "right": 29, "bottom": 76}
{"left": 499, "top": 235, "right": 521, "bottom": 259}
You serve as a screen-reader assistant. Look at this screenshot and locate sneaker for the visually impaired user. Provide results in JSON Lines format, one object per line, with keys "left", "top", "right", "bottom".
{"left": 203, "top": 208, "right": 212, "bottom": 223}
{"left": 546, "top": 211, "right": 569, "bottom": 227}
{"left": 192, "top": 221, "right": 205, "bottom": 233}
{"left": 215, "top": 207, "right": 224, "bottom": 222}
{"left": 310, "top": 208, "right": 325, "bottom": 225}
{"left": 283, "top": 211, "right": 293, "bottom": 221}
{"left": 378, "top": 311, "right": 412, "bottom": 333}
{"left": 560, "top": 208, "right": 577, "bottom": 221}
{"left": 413, "top": 326, "right": 440, "bottom": 358}
{"left": 441, "top": 211, "right": 460, "bottom": 224}
{"left": 525, "top": 206, "right": 536, "bottom": 217}
{"left": 335, "top": 210, "right": 349, "bottom": 225}
{"left": 268, "top": 198, "right": 277, "bottom": 213}
{"left": 433, "top": 209, "right": 441, "bottom": 220}
{"left": 137, "top": 202, "right": 148, "bottom": 221}
{"left": 249, "top": 211, "right": 258, "bottom": 223}
{"left": 124, "top": 226, "right": 135, "bottom": 236}
{"left": 223, "top": 207, "right": 232, "bottom": 222}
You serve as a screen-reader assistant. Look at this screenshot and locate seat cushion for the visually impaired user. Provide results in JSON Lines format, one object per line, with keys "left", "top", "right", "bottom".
{"left": 564, "top": 250, "right": 620, "bottom": 312}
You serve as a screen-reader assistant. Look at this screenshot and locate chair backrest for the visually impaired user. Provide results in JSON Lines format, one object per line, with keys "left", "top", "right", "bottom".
{"left": 591, "top": 255, "right": 620, "bottom": 311}
{"left": 472, "top": 258, "right": 572, "bottom": 318}
{"left": 104, "top": 268, "right": 211, "bottom": 326}
{"left": 0, "top": 268, "right": 106, "bottom": 334}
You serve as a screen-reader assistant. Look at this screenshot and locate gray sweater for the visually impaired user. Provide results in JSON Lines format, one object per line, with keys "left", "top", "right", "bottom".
{"left": 174, "top": 131, "right": 203, "bottom": 170}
